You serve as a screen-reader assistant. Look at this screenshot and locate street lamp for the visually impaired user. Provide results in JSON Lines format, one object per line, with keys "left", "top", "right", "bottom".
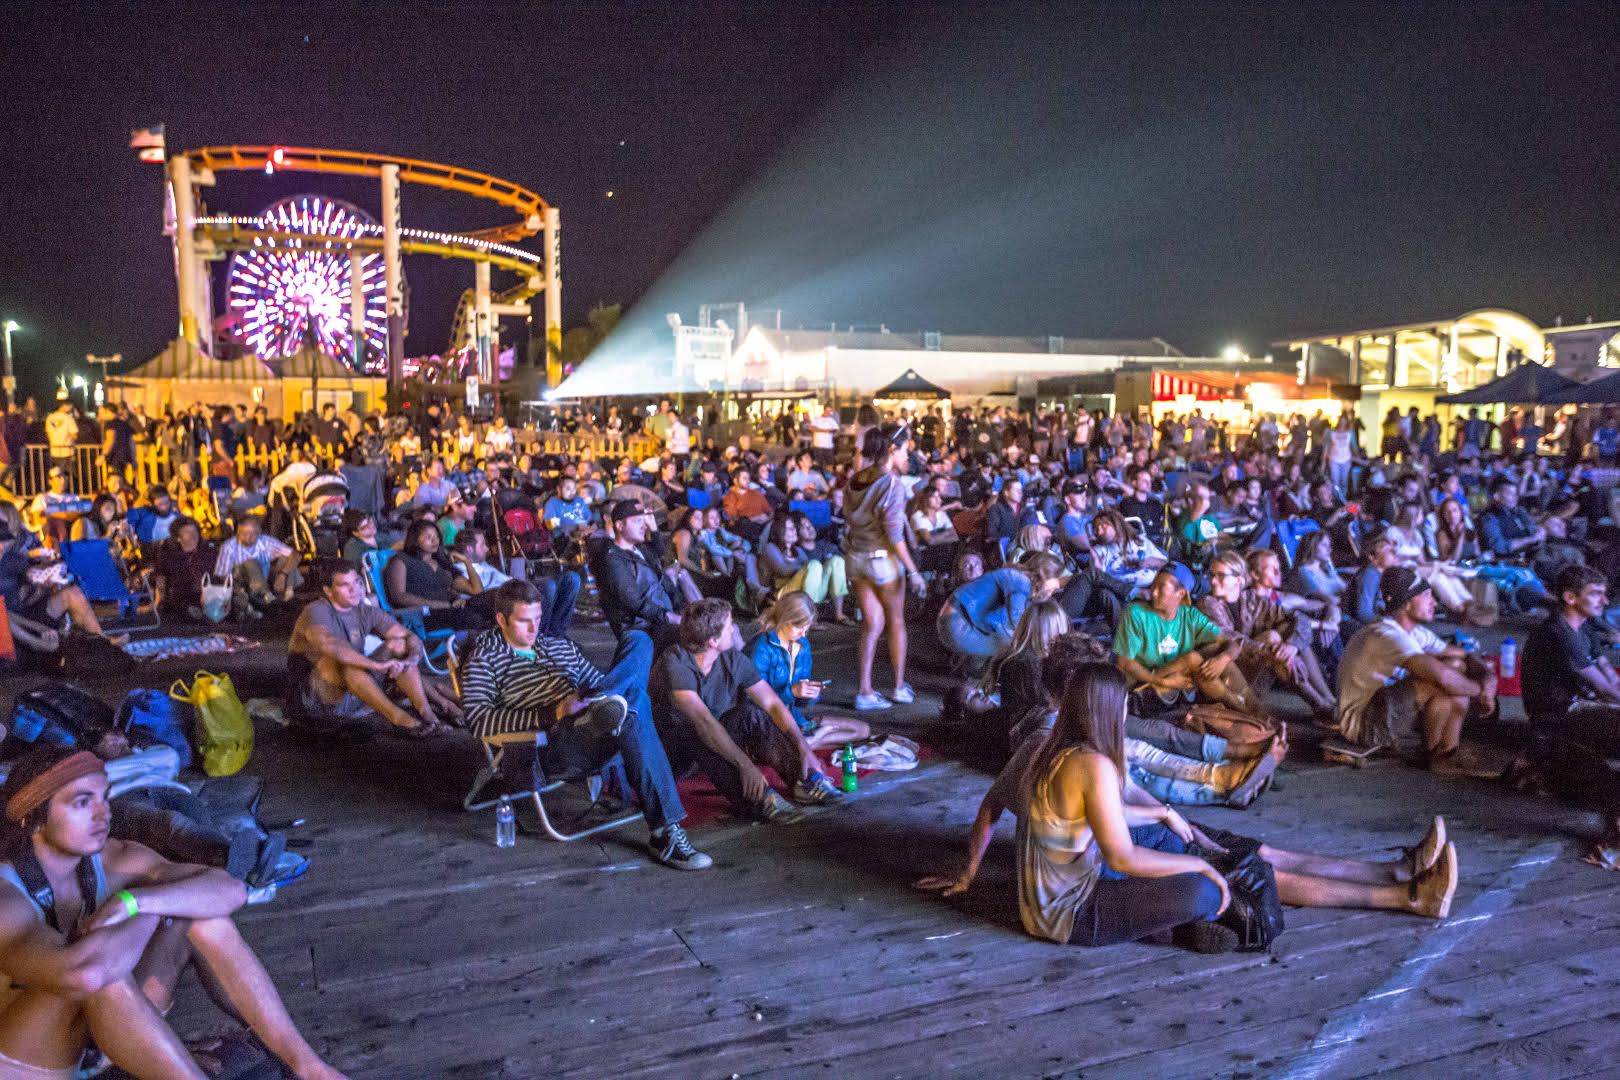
{"left": 1, "top": 319, "right": 18, "bottom": 408}
{"left": 70, "top": 374, "right": 89, "bottom": 411}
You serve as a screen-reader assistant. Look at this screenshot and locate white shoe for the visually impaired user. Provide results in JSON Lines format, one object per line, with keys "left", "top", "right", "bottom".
{"left": 890, "top": 683, "right": 916, "bottom": 705}
{"left": 854, "top": 691, "right": 892, "bottom": 711}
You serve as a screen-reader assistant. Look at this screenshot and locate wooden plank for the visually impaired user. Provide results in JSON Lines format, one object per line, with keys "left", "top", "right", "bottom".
{"left": 1372, "top": 1015, "right": 1620, "bottom": 1080}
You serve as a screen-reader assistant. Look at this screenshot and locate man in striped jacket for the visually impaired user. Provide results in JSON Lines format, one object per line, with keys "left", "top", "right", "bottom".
{"left": 459, "top": 579, "right": 712, "bottom": 871}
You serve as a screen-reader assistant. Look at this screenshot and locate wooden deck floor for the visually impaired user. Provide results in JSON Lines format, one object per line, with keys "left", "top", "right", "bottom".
{"left": 47, "top": 616, "right": 1620, "bottom": 1079}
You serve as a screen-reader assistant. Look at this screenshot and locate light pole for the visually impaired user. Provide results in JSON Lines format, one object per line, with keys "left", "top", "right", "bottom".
{"left": 2, "top": 320, "right": 18, "bottom": 408}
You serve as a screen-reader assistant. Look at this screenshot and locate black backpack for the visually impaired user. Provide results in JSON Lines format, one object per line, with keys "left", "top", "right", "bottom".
{"left": 9, "top": 683, "right": 115, "bottom": 749}
{"left": 1196, "top": 827, "right": 1287, "bottom": 953}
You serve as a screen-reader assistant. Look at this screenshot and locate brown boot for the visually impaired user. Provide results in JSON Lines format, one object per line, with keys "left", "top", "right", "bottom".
{"left": 1411, "top": 841, "right": 1459, "bottom": 919}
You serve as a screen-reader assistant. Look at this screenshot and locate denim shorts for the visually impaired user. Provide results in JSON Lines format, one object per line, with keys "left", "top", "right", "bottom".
{"left": 846, "top": 548, "right": 899, "bottom": 586}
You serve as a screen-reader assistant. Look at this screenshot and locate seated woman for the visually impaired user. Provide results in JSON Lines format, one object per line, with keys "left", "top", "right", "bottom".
{"left": 936, "top": 552, "right": 1066, "bottom": 662}
{"left": 1281, "top": 530, "right": 1344, "bottom": 625}
{"left": 383, "top": 518, "right": 496, "bottom": 632}
{"left": 1434, "top": 495, "right": 1538, "bottom": 612}
{"left": 1006, "top": 522, "right": 1059, "bottom": 568}
{"left": 150, "top": 517, "right": 220, "bottom": 621}
{"left": 760, "top": 514, "right": 850, "bottom": 622}
{"left": 0, "top": 503, "right": 127, "bottom": 647}
{"left": 1088, "top": 510, "right": 1167, "bottom": 597}
{"left": 1307, "top": 478, "right": 1360, "bottom": 567}
{"left": 70, "top": 494, "right": 135, "bottom": 551}
{"left": 1384, "top": 500, "right": 1478, "bottom": 619}
{"left": 909, "top": 486, "right": 961, "bottom": 576}
{"left": 670, "top": 506, "right": 731, "bottom": 601}
{"left": 916, "top": 660, "right": 1462, "bottom": 948}
{"left": 1199, "top": 552, "right": 1336, "bottom": 721}
{"left": 953, "top": 600, "right": 1074, "bottom": 752}
{"left": 699, "top": 505, "right": 768, "bottom": 606}
{"left": 747, "top": 591, "right": 870, "bottom": 750}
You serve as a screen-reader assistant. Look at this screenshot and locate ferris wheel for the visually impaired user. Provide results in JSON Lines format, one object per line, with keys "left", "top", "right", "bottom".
{"left": 225, "top": 195, "right": 392, "bottom": 368}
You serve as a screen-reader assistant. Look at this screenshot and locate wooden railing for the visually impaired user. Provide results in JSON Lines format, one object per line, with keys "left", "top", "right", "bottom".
{"left": 9, "top": 428, "right": 664, "bottom": 497}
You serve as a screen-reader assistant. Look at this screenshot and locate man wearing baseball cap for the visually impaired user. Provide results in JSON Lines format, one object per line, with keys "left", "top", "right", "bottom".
{"left": 0, "top": 746, "right": 342, "bottom": 1078}
{"left": 1336, "top": 567, "right": 1497, "bottom": 774}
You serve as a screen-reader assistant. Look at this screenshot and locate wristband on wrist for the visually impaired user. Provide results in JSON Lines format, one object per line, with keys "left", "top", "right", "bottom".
{"left": 116, "top": 890, "right": 139, "bottom": 918}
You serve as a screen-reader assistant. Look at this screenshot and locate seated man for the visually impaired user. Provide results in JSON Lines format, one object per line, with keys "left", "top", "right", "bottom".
{"left": 650, "top": 598, "right": 841, "bottom": 822}
{"left": 435, "top": 490, "right": 475, "bottom": 549}
{"left": 287, "top": 563, "right": 452, "bottom": 735}
{"left": 1514, "top": 564, "right": 1620, "bottom": 863}
{"left": 1477, "top": 476, "right": 1562, "bottom": 606}
{"left": 542, "top": 476, "right": 593, "bottom": 541}
{"left": 214, "top": 515, "right": 303, "bottom": 607}
{"left": 1336, "top": 567, "right": 1496, "bottom": 774}
{"left": 784, "top": 450, "right": 829, "bottom": 500}
{"left": 452, "top": 527, "right": 579, "bottom": 638}
{"left": 149, "top": 516, "right": 217, "bottom": 620}
{"left": 0, "top": 746, "right": 343, "bottom": 1080}
{"left": 721, "top": 468, "right": 773, "bottom": 542}
{"left": 126, "top": 486, "right": 181, "bottom": 548}
{"left": 592, "top": 501, "right": 684, "bottom": 651}
{"left": 1112, "top": 566, "right": 1262, "bottom": 717}
{"left": 459, "top": 580, "right": 711, "bottom": 870}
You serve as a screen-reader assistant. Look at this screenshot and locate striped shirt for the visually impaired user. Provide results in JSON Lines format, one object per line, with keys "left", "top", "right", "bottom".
{"left": 459, "top": 628, "right": 605, "bottom": 739}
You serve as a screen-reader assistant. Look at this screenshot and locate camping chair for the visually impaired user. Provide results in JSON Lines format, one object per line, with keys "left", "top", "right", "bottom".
{"left": 1273, "top": 517, "right": 1322, "bottom": 570}
{"left": 59, "top": 539, "right": 160, "bottom": 631}
{"left": 685, "top": 489, "right": 711, "bottom": 511}
{"left": 447, "top": 635, "right": 643, "bottom": 843}
{"left": 788, "top": 499, "right": 833, "bottom": 532}
{"left": 361, "top": 549, "right": 455, "bottom": 675}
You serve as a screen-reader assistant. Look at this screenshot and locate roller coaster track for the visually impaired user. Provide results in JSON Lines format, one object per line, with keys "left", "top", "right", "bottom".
{"left": 180, "top": 146, "right": 547, "bottom": 243}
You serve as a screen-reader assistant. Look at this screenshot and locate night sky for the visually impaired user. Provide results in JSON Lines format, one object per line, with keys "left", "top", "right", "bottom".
{"left": 1, "top": 1, "right": 1616, "bottom": 401}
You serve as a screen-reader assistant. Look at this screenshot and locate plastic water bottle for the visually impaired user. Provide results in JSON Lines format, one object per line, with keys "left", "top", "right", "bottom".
{"left": 495, "top": 797, "right": 517, "bottom": 848}
{"left": 840, "top": 745, "right": 859, "bottom": 794}
{"left": 1498, "top": 637, "right": 1521, "bottom": 697}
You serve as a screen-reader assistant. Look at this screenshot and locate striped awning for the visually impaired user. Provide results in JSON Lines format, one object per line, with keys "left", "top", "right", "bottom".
{"left": 1152, "top": 371, "right": 1223, "bottom": 400}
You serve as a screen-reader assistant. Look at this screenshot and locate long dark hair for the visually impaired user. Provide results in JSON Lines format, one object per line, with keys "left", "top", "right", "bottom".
{"left": 403, "top": 519, "right": 440, "bottom": 557}
{"left": 1032, "top": 661, "right": 1129, "bottom": 793}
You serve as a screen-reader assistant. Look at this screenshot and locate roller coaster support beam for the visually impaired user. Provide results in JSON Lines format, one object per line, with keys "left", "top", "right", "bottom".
{"left": 348, "top": 251, "right": 366, "bottom": 370}
{"left": 475, "top": 260, "right": 492, "bottom": 384}
{"left": 380, "top": 163, "right": 405, "bottom": 387}
{"left": 543, "top": 207, "right": 562, "bottom": 388}
{"left": 169, "top": 155, "right": 201, "bottom": 347}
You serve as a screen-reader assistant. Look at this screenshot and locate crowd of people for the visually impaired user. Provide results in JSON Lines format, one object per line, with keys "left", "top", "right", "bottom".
{"left": 4, "top": 388, "right": 1620, "bottom": 1074}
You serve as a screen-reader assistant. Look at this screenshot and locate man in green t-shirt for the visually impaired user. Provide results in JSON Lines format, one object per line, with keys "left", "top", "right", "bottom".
{"left": 1113, "top": 567, "right": 1262, "bottom": 717}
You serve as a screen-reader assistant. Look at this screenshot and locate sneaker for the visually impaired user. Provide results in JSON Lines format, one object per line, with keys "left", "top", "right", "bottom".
{"left": 789, "top": 772, "right": 844, "bottom": 805}
{"left": 756, "top": 790, "right": 802, "bottom": 824}
{"left": 567, "top": 694, "right": 628, "bottom": 739}
{"left": 890, "top": 683, "right": 916, "bottom": 705}
{"left": 649, "top": 824, "right": 713, "bottom": 871}
{"left": 854, "top": 691, "right": 892, "bottom": 711}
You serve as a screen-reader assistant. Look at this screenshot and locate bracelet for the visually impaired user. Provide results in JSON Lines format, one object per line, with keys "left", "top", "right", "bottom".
{"left": 116, "top": 890, "right": 139, "bottom": 918}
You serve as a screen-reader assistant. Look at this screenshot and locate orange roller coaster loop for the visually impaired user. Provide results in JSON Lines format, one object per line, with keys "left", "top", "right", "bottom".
{"left": 180, "top": 145, "right": 548, "bottom": 244}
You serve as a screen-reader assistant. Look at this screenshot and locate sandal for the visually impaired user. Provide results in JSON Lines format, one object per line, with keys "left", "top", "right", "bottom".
{"left": 389, "top": 718, "right": 442, "bottom": 739}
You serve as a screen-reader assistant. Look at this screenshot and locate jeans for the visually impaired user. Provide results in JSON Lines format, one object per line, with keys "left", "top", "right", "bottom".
{"left": 657, "top": 700, "right": 808, "bottom": 807}
{"left": 538, "top": 631, "right": 685, "bottom": 830}
{"left": 937, "top": 607, "right": 1009, "bottom": 659}
{"left": 1057, "top": 568, "right": 1130, "bottom": 627}
{"left": 1329, "top": 461, "right": 1351, "bottom": 497}
{"left": 536, "top": 570, "right": 581, "bottom": 637}
{"left": 1071, "top": 823, "right": 1222, "bottom": 946}
{"left": 781, "top": 556, "right": 848, "bottom": 603}
{"left": 1127, "top": 714, "right": 1227, "bottom": 762}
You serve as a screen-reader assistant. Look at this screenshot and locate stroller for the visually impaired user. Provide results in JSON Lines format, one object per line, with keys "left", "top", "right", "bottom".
{"left": 291, "top": 472, "right": 349, "bottom": 559}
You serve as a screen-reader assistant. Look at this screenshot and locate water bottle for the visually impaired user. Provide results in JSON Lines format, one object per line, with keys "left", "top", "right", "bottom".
{"left": 1498, "top": 637, "right": 1520, "bottom": 697}
{"left": 495, "top": 796, "right": 517, "bottom": 848}
{"left": 840, "top": 745, "right": 859, "bottom": 794}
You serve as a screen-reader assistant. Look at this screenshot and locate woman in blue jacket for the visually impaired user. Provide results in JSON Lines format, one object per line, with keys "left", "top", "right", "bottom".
{"left": 747, "top": 591, "right": 870, "bottom": 750}
{"left": 936, "top": 552, "right": 1065, "bottom": 659}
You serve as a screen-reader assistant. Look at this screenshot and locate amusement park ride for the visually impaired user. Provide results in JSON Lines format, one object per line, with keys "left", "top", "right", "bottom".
{"left": 141, "top": 137, "right": 562, "bottom": 392}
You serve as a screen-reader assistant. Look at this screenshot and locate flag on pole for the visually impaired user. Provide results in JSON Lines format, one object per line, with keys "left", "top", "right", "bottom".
{"left": 129, "top": 124, "right": 166, "bottom": 162}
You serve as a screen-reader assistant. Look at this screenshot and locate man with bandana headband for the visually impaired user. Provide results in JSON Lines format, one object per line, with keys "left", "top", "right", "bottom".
{"left": 0, "top": 747, "right": 343, "bottom": 1079}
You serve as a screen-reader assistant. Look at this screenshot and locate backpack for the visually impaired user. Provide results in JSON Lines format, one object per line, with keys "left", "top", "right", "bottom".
{"left": 1195, "top": 826, "right": 1286, "bottom": 953}
{"left": 115, "top": 688, "right": 194, "bottom": 770}
{"left": 9, "top": 684, "right": 115, "bottom": 748}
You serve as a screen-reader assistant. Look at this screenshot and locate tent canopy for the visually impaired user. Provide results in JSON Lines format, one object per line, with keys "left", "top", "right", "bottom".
{"left": 1437, "top": 364, "right": 1577, "bottom": 405}
{"left": 874, "top": 368, "right": 950, "bottom": 400}
{"left": 1545, "top": 373, "right": 1620, "bottom": 405}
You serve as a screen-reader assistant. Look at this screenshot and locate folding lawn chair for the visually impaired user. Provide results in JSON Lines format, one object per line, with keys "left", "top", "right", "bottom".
{"left": 60, "top": 539, "right": 160, "bottom": 631}
{"left": 362, "top": 549, "right": 455, "bottom": 675}
{"left": 446, "top": 635, "right": 643, "bottom": 842}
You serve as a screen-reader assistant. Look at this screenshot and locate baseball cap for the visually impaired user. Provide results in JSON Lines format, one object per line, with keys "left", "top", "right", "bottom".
{"left": 1380, "top": 566, "right": 1432, "bottom": 611}
{"left": 608, "top": 499, "right": 651, "bottom": 523}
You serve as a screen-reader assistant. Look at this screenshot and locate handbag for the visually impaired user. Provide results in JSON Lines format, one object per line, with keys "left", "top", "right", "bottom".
{"left": 170, "top": 671, "right": 254, "bottom": 776}
{"left": 1194, "top": 826, "right": 1286, "bottom": 952}
{"left": 1171, "top": 703, "right": 1279, "bottom": 750}
{"left": 199, "top": 574, "right": 233, "bottom": 624}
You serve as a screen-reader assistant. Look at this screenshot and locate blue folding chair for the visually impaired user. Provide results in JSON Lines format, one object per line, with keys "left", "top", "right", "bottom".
{"left": 60, "top": 540, "right": 159, "bottom": 631}
{"left": 788, "top": 499, "right": 832, "bottom": 530}
{"left": 1272, "top": 517, "right": 1321, "bottom": 570}
{"left": 686, "top": 489, "right": 711, "bottom": 510}
{"left": 362, "top": 549, "right": 455, "bottom": 674}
